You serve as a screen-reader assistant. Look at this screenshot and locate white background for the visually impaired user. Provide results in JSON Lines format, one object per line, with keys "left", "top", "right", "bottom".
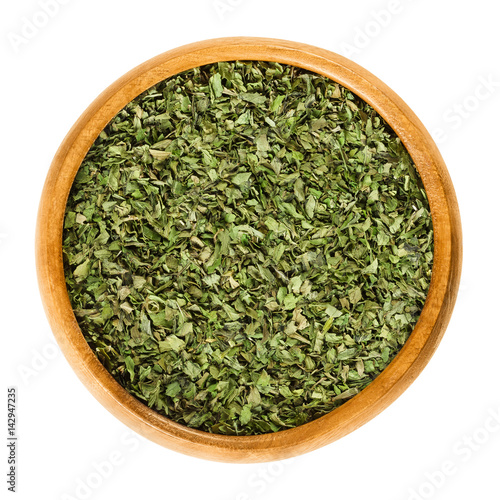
{"left": 2, "top": 1, "right": 500, "bottom": 499}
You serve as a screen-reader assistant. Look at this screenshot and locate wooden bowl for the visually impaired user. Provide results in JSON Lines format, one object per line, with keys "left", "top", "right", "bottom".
{"left": 36, "top": 37, "right": 462, "bottom": 463}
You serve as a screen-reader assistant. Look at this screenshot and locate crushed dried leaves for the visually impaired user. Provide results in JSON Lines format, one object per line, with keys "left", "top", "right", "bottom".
{"left": 63, "top": 61, "right": 433, "bottom": 435}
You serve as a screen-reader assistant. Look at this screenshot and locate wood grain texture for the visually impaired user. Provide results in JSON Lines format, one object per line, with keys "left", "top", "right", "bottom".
{"left": 36, "top": 37, "right": 462, "bottom": 463}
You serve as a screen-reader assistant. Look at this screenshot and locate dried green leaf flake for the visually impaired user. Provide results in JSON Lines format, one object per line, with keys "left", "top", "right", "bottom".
{"left": 63, "top": 60, "right": 433, "bottom": 436}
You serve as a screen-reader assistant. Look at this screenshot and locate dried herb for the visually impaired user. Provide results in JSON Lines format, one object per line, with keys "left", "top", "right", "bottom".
{"left": 62, "top": 61, "right": 433, "bottom": 435}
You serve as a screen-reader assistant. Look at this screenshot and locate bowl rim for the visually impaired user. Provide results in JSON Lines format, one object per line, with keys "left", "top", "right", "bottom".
{"left": 36, "top": 36, "right": 462, "bottom": 463}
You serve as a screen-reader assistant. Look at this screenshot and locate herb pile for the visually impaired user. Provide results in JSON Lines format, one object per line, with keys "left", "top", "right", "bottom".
{"left": 63, "top": 61, "right": 433, "bottom": 435}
